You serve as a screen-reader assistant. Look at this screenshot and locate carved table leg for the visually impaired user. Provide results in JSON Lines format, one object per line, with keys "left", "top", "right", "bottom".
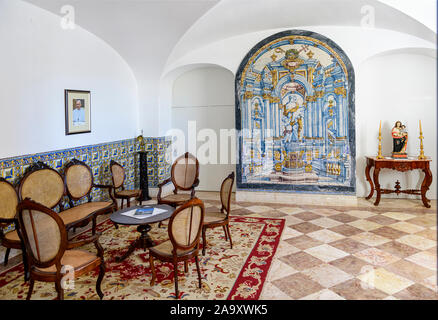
{"left": 373, "top": 167, "right": 381, "bottom": 206}
{"left": 116, "top": 224, "right": 155, "bottom": 262}
{"left": 365, "top": 163, "right": 374, "bottom": 200}
{"left": 421, "top": 167, "right": 433, "bottom": 208}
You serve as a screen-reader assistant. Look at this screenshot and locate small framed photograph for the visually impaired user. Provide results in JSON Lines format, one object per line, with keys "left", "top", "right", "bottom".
{"left": 65, "top": 89, "right": 91, "bottom": 135}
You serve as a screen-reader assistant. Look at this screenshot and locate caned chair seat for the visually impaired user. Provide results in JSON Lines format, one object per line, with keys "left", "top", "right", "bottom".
{"left": 149, "top": 240, "right": 194, "bottom": 258}
{"left": 204, "top": 210, "right": 227, "bottom": 224}
{"left": 35, "top": 249, "right": 99, "bottom": 274}
{"left": 160, "top": 193, "right": 191, "bottom": 204}
{"left": 59, "top": 201, "right": 113, "bottom": 226}
{"left": 4, "top": 230, "right": 20, "bottom": 242}
{"left": 115, "top": 189, "right": 141, "bottom": 198}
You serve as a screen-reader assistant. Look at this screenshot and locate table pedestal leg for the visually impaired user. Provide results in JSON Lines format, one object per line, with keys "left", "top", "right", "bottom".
{"left": 421, "top": 167, "right": 433, "bottom": 208}
{"left": 373, "top": 168, "right": 381, "bottom": 206}
{"left": 116, "top": 224, "right": 156, "bottom": 262}
{"left": 365, "top": 163, "right": 374, "bottom": 200}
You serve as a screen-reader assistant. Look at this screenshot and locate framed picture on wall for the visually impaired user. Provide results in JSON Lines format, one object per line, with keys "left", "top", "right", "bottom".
{"left": 65, "top": 89, "right": 91, "bottom": 135}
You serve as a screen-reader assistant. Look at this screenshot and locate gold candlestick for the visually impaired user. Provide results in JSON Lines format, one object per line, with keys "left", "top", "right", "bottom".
{"left": 377, "top": 120, "right": 384, "bottom": 159}
{"left": 418, "top": 120, "right": 426, "bottom": 160}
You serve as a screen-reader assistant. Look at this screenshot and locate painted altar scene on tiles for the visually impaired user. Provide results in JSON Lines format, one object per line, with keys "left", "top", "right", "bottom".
{"left": 236, "top": 30, "right": 355, "bottom": 194}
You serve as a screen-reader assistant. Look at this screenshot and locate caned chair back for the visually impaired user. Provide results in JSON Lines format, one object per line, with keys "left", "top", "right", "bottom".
{"left": 168, "top": 198, "right": 204, "bottom": 251}
{"left": 19, "top": 162, "right": 64, "bottom": 209}
{"left": 64, "top": 159, "right": 93, "bottom": 200}
{"left": 0, "top": 178, "right": 19, "bottom": 221}
{"left": 110, "top": 160, "right": 125, "bottom": 189}
{"left": 17, "top": 199, "right": 67, "bottom": 268}
{"left": 171, "top": 152, "right": 199, "bottom": 191}
{"left": 220, "top": 172, "right": 235, "bottom": 214}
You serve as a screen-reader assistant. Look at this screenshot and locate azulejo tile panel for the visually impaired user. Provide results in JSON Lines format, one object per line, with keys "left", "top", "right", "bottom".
{"left": 0, "top": 137, "right": 172, "bottom": 232}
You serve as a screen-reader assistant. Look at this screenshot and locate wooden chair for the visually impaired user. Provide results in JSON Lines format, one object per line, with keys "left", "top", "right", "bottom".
{"left": 202, "top": 172, "right": 234, "bottom": 256}
{"left": 63, "top": 159, "right": 116, "bottom": 235}
{"left": 17, "top": 199, "right": 105, "bottom": 300}
{"left": 110, "top": 160, "right": 142, "bottom": 210}
{"left": 0, "top": 178, "right": 29, "bottom": 280}
{"left": 157, "top": 152, "right": 199, "bottom": 208}
{"left": 149, "top": 198, "right": 204, "bottom": 299}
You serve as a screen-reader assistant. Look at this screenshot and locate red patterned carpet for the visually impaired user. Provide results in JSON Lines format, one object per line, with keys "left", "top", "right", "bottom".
{"left": 0, "top": 215, "right": 284, "bottom": 300}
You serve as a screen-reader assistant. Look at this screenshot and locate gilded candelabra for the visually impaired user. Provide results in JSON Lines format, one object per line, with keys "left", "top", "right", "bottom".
{"left": 376, "top": 120, "right": 384, "bottom": 159}
{"left": 418, "top": 120, "right": 426, "bottom": 160}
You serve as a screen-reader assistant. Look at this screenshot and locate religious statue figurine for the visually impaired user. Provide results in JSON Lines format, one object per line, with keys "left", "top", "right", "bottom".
{"left": 391, "top": 121, "right": 408, "bottom": 158}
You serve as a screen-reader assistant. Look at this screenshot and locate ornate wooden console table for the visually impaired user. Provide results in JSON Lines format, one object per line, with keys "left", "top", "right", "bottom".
{"left": 365, "top": 156, "right": 433, "bottom": 208}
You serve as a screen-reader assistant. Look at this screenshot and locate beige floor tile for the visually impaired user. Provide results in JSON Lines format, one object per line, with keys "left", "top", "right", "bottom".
{"left": 386, "top": 259, "right": 435, "bottom": 283}
{"left": 291, "top": 222, "right": 323, "bottom": 234}
{"left": 300, "top": 289, "right": 346, "bottom": 300}
{"left": 259, "top": 281, "right": 294, "bottom": 300}
{"left": 377, "top": 241, "right": 420, "bottom": 258}
{"left": 394, "top": 284, "right": 438, "bottom": 300}
{"left": 357, "top": 267, "right": 413, "bottom": 295}
{"left": 329, "top": 238, "right": 370, "bottom": 254}
{"left": 382, "top": 212, "right": 416, "bottom": 221}
{"left": 351, "top": 232, "right": 391, "bottom": 247}
{"left": 310, "top": 208, "right": 341, "bottom": 217}
{"left": 284, "top": 216, "right": 305, "bottom": 226}
{"left": 422, "top": 274, "right": 437, "bottom": 292}
{"left": 284, "top": 235, "right": 323, "bottom": 250}
{"left": 294, "top": 211, "right": 322, "bottom": 221}
{"left": 329, "top": 224, "right": 364, "bottom": 237}
{"left": 266, "top": 259, "right": 298, "bottom": 281}
{"left": 305, "top": 244, "right": 349, "bottom": 263}
{"left": 279, "top": 252, "right": 323, "bottom": 271}
{"left": 371, "top": 226, "right": 408, "bottom": 240}
{"left": 406, "top": 251, "right": 437, "bottom": 270}
{"left": 281, "top": 226, "right": 303, "bottom": 240}
{"left": 348, "top": 219, "right": 381, "bottom": 231}
{"left": 331, "top": 278, "right": 388, "bottom": 300}
{"left": 307, "top": 229, "right": 345, "bottom": 243}
{"left": 354, "top": 247, "right": 400, "bottom": 266}
{"left": 346, "top": 210, "right": 376, "bottom": 219}
{"left": 311, "top": 217, "right": 343, "bottom": 229}
{"left": 391, "top": 221, "right": 425, "bottom": 234}
{"left": 415, "top": 229, "right": 437, "bottom": 241}
{"left": 329, "top": 255, "right": 371, "bottom": 276}
{"left": 277, "top": 207, "right": 305, "bottom": 215}
{"left": 246, "top": 205, "right": 274, "bottom": 213}
{"left": 302, "top": 263, "right": 353, "bottom": 288}
{"left": 275, "top": 241, "right": 300, "bottom": 257}
{"left": 396, "top": 235, "right": 436, "bottom": 251}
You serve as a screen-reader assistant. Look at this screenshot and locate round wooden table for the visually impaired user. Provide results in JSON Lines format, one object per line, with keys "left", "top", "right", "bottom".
{"left": 110, "top": 204, "right": 174, "bottom": 262}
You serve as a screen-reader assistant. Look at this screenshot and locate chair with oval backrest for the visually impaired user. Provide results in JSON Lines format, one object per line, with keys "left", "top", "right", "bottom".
{"left": 110, "top": 160, "right": 143, "bottom": 210}
{"left": 63, "top": 159, "right": 117, "bottom": 235}
{"left": 157, "top": 152, "right": 200, "bottom": 208}
{"left": 201, "top": 172, "right": 235, "bottom": 256}
{"left": 0, "top": 178, "right": 29, "bottom": 279}
{"left": 148, "top": 198, "right": 204, "bottom": 299}
{"left": 17, "top": 198, "right": 105, "bottom": 300}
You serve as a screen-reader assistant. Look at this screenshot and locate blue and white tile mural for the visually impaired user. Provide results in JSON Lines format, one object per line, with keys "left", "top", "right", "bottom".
{"left": 236, "top": 30, "right": 355, "bottom": 194}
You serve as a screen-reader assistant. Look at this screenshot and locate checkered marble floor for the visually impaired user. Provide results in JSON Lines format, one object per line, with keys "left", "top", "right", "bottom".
{"left": 194, "top": 193, "right": 437, "bottom": 300}
{"left": 1, "top": 193, "right": 436, "bottom": 300}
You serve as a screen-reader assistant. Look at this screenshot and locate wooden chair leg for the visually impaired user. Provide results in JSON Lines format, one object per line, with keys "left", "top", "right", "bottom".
{"left": 195, "top": 255, "right": 202, "bottom": 289}
{"left": 222, "top": 226, "right": 228, "bottom": 241}
{"left": 55, "top": 279, "right": 64, "bottom": 300}
{"left": 173, "top": 261, "right": 179, "bottom": 299}
{"left": 3, "top": 247, "right": 10, "bottom": 266}
{"left": 96, "top": 263, "right": 105, "bottom": 300}
{"left": 184, "top": 261, "right": 188, "bottom": 273}
{"left": 22, "top": 250, "right": 30, "bottom": 282}
{"left": 92, "top": 216, "right": 97, "bottom": 235}
{"left": 127, "top": 198, "right": 131, "bottom": 208}
{"left": 226, "top": 224, "right": 233, "bottom": 249}
{"left": 158, "top": 222, "right": 162, "bottom": 228}
{"left": 120, "top": 199, "right": 124, "bottom": 209}
{"left": 202, "top": 227, "right": 207, "bottom": 256}
{"left": 26, "top": 278, "right": 34, "bottom": 300}
{"left": 149, "top": 255, "right": 156, "bottom": 286}
{"left": 113, "top": 222, "right": 119, "bottom": 230}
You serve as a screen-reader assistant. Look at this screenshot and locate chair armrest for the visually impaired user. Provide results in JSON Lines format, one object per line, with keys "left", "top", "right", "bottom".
{"left": 93, "top": 184, "right": 117, "bottom": 208}
{"left": 157, "top": 178, "right": 172, "bottom": 201}
{"left": 67, "top": 233, "right": 101, "bottom": 249}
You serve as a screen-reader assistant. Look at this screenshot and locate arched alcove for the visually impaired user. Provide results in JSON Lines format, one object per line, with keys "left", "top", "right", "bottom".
{"left": 235, "top": 30, "right": 355, "bottom": 194}
{"left": 171, "top": 65, "right": 236, "bottom": 191}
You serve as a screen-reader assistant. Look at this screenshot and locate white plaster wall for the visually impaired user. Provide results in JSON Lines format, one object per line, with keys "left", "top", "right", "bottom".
{"left": 162, "top": 27, "right": 436, "bottom": 199}
{"left": 0, "top": 0, "right": 139, "bottom": 159}
{"left": 356, "top": 50, "right": 437, "bottom": 199}
{"left": 171, "top": 67, "right": 236, "bottom": 191}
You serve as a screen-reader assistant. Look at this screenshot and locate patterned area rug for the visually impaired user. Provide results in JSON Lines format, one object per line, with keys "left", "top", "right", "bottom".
{"left": 0, "top": 216, "right": 284, "bottom": 300}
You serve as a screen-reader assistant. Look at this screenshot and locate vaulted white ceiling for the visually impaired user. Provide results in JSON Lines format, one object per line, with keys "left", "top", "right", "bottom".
{"left": 23, "top": 0, "right": 436, "bottom": 135}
